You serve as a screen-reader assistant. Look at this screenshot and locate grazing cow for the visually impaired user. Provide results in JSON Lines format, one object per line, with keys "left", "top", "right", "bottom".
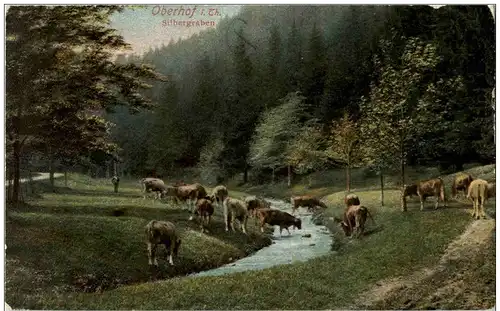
{"left": 452, "top": 173, "right": 474, "bottom": 198}
{"left": 255, "top": 208, "right": 301, "bottom": 237}
{"left": 145, "top": 220, "right": 182, "bottom": 267}
{"left": 467, "top": 179, "right": 492, "bottom": 220}
{"left": 140, "top": 178, "right": 166, "bottom": 200}
{"left": 210, "top": 185, "right": 229, "bottom": 210}
{"left": 245, "top": 196, "right": 272, "bottom": 224}
{"left": 189, "top": 197, "right": 215, "bottom": 233}
{"left": 223, "top": 197, "right": 249, "bottom": 234}
{"left": 345, "top": 193, "right": 360, "bottom": 207}
{"left": 404, "top": 178, "right": 446, "bottom": 211}
{"left": 291, "top": 195, "right": 328, "bottom": 214}
{"left": 163, "top": 184, "right": 200, "bottom": 211}
{"left": 334, "top": 205, "right": 374, "bottom": 238}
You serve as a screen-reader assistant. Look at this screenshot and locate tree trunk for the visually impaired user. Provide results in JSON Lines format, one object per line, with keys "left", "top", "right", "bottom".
{"left": 243, "top": 164, "right": 248, "bottom": 184}
{"left": 346, "top": 166, "right": 351, "bottom": 192}
{"left": 12, "top": 140, "right": 21, "bottom": 206}
{"left": 113, "top": 160, "right": 118, "bottom": 176}
{"left": 106, "top": 162, "right": 110, "bottom": 179}
{"left": 7, "top": 173, "right": 12, "bottom": 203}
{"left": 48, "top": 147, "right": 55, "bottom": 191}
{"left": 401, "top": 144, "right": 406, "bottom": 212}
{"left": 28, "top": 170, "right": 34, "bottom": 194}
{"left": 346, "top": 152, "right": 351, "bottom": 192}
{"left": 380, "top": 172, "right": 384, "bottom": 207}
{"left": 271, "top": 168, "right": 275, "bottom": 184}
{"left": 287, "top": 165, "right": 292, "bottom": 188}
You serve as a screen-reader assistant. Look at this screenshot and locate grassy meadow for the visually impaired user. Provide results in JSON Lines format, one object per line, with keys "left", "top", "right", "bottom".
{"left": 5, "top": 174, "right": 271, "bottom": 309}
{"left": 5, "top": 164, "right": 496, "bottom": 309}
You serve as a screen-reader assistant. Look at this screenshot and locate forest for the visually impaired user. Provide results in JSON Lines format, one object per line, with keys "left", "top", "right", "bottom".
{"left": 6, "top": 5, "right": 496, "bottom": 203}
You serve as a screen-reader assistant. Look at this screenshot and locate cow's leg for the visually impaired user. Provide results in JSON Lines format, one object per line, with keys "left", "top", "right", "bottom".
{"left": 286, "top": 227, "right": 291, "bottom": 235}
{"left": 231, "top": 213, "right": 236, "bottom": 232}
{"left": 166, "top": 243, "right": 174, "bottom": 266}
{"left": 147, "top": 243, "right": 154, "bottom": 265}
{"left": 191, "top": 198, "right": 195, "bottom": 213}
{"left": 223, "top": 201, "right": 229, "bottom": 232}
{"left": 472, "top": 199, "right": 478, "bottom": 219}
{"left": 148, "top": 243, "right": 158, "bottom": 266}
{"left": 279, "top": 226, "right": 283, "bottom": 237}
{"left": 420, "top": 196, "right": 425, "bottom": 211}
{"left": 241, "top": 217, "right": 248, "bottom": 235}
{"left": 480, "top": 196, "right": 487, "bottom": 219}
{"left": 435, "top": 194, "right": 439, "bottom": 209}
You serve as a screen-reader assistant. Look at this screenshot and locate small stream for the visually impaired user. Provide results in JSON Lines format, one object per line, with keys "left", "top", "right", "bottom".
{"left": 188, "top": 198, "right": 333, "bottom": 278}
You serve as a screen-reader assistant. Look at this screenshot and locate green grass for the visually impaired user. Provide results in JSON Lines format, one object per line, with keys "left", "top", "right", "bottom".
{"left": 5, "top": 166, "right": 496, "bottom": 309}
{"left": 33, "top": 193, "right": 476, "bottom": 309}
{"left": 5, "top": 174, "right": 271, "bottom": 309}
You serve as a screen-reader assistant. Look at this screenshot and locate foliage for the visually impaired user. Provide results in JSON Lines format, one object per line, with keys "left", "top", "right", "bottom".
{"left": 248, "top": 91, "right": 308, "bottom": 171}
{"left": 286, "top": 120, "right": 328, "bottom": 175}
{"left": 197, "top": 134, "right": 226, "bottom": 184}
{"left": 326, "top": 112, "right": 364, "bottom": 167}
{"left": 360, "top": 37, "right": 442, "bottom": 175}
{"left": 6, "top": 5, "right": 165, "bottom": 200}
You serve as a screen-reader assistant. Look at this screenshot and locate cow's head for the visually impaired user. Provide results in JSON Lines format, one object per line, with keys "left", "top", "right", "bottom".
{"left": 339, "top": 221, "right": 352, "bottom": 236}
{"left": 333, "top": 217, "right": 351, "bottom": 236}
{"left": 294, "top": 218, "right": 302, "bottom": 230}
{"left": 403, "top": 184, "right": 417, "bottom": 198}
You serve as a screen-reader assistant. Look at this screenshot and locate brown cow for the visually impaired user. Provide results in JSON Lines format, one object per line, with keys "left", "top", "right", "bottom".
{"left": 291, "top": 195, "right": 328, "bottom": 214}
{"left": 255, "top": 208, "right": 301, "bottom": 237}
{"left": 334, "top": 205, "right": 374, "bottom": 238}
{"left": 467, "top": 179, "right": 492, "bottom": 220}
{"left": 245, "top": 196, "right": 271, "bottom": 224}
{"left": 452, "top": 173, "right": 474, "bottom": 198}
{"left": 163, "top": 184, "right": 199, "bottom": 212}
{"left": 345, "top": 193, "right": 360, "bottom": 207}
{"left": 403, "top": 178, "right": 446, "bottom": 211}
{"left": 223, "top": 197, "right": 249, "bottom": 234}
{"left": 189, "top": 197, "right": 215, "bottom": 233}
{"left": 145, "top": 220, "right": 182, "bottom": 266}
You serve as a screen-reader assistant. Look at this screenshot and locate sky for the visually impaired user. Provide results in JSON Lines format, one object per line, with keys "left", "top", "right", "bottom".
{"left": 110, "top": 5, "right": 242, "bottom": 56}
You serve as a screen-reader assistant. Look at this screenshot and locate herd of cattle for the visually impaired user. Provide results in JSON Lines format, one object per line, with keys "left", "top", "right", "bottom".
{"left": 139, "top": 172, "right": 495, "bottom": 267}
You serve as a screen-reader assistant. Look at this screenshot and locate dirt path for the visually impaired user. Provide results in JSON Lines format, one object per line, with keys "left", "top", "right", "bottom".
{"left": 352, "top": 218, "right": 495, "bottom": 309}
